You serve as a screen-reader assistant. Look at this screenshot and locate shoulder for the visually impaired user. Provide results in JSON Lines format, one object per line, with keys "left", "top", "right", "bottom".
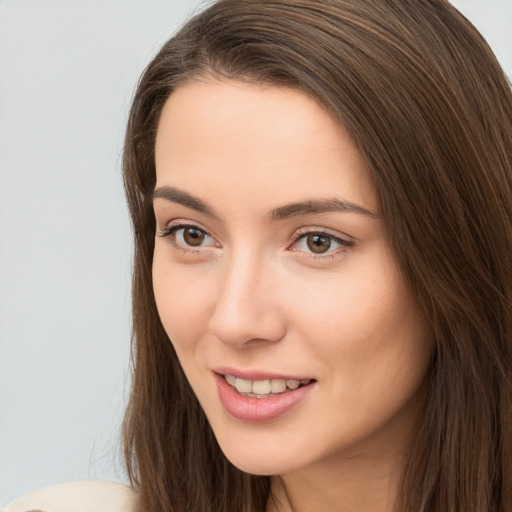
{"left": 2, "top": 480, "right": 138, "bottom": 512}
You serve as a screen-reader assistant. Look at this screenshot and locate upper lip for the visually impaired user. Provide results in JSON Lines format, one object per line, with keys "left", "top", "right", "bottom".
{"left": 213, "top": 366, "right": 316, "bottom": 381}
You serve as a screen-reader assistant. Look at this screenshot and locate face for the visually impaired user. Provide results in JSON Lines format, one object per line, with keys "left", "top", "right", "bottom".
{"left": 152, "top": 80, "right": 433, "bottom": 477}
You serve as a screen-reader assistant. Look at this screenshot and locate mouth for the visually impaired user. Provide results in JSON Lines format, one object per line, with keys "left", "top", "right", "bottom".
{"left": 222, "top": 374, "right": 315, "bottom": 398}
{"left": 214, "top": 371, "right": 317, "bottom": 422}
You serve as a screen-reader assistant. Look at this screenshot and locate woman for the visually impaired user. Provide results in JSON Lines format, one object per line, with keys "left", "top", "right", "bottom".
{"left": 4, "top": 0, "right": 512, "bottom": 511}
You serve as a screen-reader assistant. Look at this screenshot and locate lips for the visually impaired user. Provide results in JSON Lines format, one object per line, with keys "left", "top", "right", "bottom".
{"left": 213, "top": 370, "right": 316, "bottom": 422}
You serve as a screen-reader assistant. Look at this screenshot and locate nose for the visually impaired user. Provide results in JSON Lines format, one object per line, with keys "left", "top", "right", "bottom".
{"left": 208, "top": 250, "right": 286, "bottom": 348}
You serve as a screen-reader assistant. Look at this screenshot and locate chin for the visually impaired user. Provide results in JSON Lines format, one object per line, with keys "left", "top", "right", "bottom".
{"left": 224, "top": 451, "right": 293, "bottom": 476}
{"left": 214, "top": 432, "right": 307, "bottom": 476}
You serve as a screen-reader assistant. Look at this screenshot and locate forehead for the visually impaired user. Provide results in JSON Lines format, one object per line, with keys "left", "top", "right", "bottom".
{"left": 154, "top": 79, "right": 378, "bottom": 216}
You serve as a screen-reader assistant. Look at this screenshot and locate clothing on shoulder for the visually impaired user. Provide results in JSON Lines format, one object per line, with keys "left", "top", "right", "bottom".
{"left": 1, "top": 481, "right": 138, "bottom": 512}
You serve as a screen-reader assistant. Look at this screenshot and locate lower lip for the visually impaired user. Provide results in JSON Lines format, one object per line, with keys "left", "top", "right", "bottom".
{"left": 214, "top": 373, "right": 316, "bottom": 423}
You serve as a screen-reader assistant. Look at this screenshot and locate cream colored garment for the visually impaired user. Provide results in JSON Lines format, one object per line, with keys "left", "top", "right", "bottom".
{"left": 1, "top": 480, "right": 138, "bottom": 512}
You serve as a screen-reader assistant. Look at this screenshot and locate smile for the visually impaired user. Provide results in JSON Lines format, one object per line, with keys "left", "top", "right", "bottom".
{"left": 214, "top": 372, "right": 317, "bottom": 422}
{"left": 224, "top": 374, "right": 313, "bottom": 398}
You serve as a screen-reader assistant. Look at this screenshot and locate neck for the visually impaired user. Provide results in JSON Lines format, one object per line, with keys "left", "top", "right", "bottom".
{"left": 266, "top": 450, "right": 403, "bottom": 512}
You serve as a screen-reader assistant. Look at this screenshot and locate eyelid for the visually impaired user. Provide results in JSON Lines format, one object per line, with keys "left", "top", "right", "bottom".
{"left": 158, "top": 220, "right": 220, "bottom": 250}
{"left": 290, "top": 227, "right": 354, "bottom": 257}
{"left": 294, "top": 226, "right": 354, "bottom": 242}
{"left": 158, "top": 218, "right": 211, "bottom": 237}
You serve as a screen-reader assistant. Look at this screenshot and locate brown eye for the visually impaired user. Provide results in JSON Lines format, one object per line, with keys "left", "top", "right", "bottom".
{"left": 160, "top": 224, "right": 217, "bottom": 250}
{"left": 183, "top": 227, "right": 207, "bottom": 246}
{"left": 306, "top": 234, "right": 331, "bottom": 254}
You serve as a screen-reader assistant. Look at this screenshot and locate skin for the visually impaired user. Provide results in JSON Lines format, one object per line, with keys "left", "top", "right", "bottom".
{"left": 152, "top": 79, "right": 434, "bottom": 512}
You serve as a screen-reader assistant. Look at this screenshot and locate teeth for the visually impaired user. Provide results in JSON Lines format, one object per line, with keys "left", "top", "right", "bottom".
{"left": 234, "top": 377, "right": 252, "bottom": 393}
{"left": 252, "top": 380, "right": 271, "bottom": 394}
{"left": 225, "top": 375, "right": 309, "bottom": 396}
{"left": 270, "top": 379, "right": 287, "bottom": 393}
{"left": 287, "top": 379, "right": 300, "bottom": 390}
{"left": 225, "top": 374, "right": 236, "bottom": 387}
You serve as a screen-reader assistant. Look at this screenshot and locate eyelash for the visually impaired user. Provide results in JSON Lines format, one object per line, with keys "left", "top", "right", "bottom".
{"left": 292, "top": 229, "right": 354, "bottom": 259}
{"left": 158, "top": 223, "right": 354, "bottom": 259}
{"left": 158, "top": 223, "right": 217, "bottom": 253}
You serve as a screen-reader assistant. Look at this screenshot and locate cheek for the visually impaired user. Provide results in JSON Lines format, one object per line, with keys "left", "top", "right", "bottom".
{"left": 285, "top": 249, "right": 433, "bottom": 391}
{"left": 152, "top": 251, "right": 216, "bottom": 354}
{"left": 284, "top": 264, "right": 433, "bottom": 448}
{"left": 285, "top": 268, "right": 403, "bottom": 352}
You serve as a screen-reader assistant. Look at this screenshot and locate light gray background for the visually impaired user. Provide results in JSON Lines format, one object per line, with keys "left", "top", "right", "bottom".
{"left": 0, "top": 0, "right": 510, "bottom": 505}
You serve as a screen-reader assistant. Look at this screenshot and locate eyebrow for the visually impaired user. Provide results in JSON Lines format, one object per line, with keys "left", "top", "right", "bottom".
{"left": 152, "top": 186, "right": 377, "bottom": 220}
{"left": 152, "top": 186, "right": 220, "bottom": 219}
{"left": 270, "top": 198, "right": 377, "bottom": 220}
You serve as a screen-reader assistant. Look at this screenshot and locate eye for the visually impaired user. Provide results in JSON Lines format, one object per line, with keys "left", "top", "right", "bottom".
{"left": 179, "top": 227, "right": 209, "bottom": 247}
{"left": 159, "top": 224, "right": 217, "bottom": 249}
{"left": 291, "top": 230, "right": 353, "bottom": 256}
{"left": 303, "top": 233, "right": 334, "bottom": 254}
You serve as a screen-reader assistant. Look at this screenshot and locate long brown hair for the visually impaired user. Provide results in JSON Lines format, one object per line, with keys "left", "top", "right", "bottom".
{"left": 122, "top": 1, "right": 512, "bottom": 511}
